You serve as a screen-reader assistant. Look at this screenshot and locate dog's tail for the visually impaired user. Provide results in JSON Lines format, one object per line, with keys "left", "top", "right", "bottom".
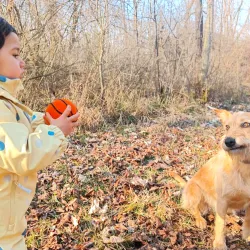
{"left": 167, "top": 171, "right": 186, "bottom": 188}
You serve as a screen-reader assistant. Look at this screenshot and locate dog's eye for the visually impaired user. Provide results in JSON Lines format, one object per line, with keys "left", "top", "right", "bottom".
{"left": 225, "top": 125, "right": 230, "bottom": 130}
{"left": 241, "top": 122, "right": 250, "bottom": 128}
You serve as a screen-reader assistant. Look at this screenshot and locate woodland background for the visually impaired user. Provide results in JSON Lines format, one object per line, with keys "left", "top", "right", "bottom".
{"left": 1, "top": 1, "right": 250, "bottom": 249}
{"left": 2, "top": 0, "right": 250, "bottom": 129}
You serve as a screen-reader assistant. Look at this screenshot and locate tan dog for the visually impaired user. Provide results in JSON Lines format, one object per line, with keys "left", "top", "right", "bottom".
{"left": 170, "top": 109, "right": 250, "bottom": 250}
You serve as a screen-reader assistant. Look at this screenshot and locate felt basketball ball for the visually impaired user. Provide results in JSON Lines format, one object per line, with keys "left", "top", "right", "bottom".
{"left": 44, "top": 99, "right": 78, "bottom": 125}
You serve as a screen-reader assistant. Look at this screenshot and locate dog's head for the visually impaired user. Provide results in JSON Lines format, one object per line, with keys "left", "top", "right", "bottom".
{"left": 214, "top": 109, "right": 250, "bottom": 160}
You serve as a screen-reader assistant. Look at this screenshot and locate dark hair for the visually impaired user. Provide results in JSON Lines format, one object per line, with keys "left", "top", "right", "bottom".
{"left": 0, "top": 17, "right": 16, "bottom": 49}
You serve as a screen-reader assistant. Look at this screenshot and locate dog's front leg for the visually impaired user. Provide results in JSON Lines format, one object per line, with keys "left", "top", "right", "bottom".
{"left": 213, "top": 200, "right": 228, "bottom": 250}
{"left": 243, "top": 206, "right": 250, "bottom": 242}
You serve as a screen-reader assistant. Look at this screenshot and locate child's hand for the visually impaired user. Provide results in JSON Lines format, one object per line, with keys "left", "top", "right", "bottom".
{"left": 44, "top": 105, "right": 80, "bottom": 136}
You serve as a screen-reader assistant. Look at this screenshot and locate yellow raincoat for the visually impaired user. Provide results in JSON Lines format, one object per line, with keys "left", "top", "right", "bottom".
{"left": 0, "top": 76, "right": 67, "bottom": 250}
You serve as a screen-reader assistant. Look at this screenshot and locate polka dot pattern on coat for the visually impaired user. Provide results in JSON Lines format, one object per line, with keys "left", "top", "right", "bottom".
{"left": 48, "top": 131, "right": 55, "bottom": 136}
{"left": 0, "top": 141, "right": 5, "bottom": 151}
{"left": 22, "top": 229, "right": 27, "bottom": 236}
{"left": 16, "top": 113, "right": 20, "bottom": 121}
{"left": 0, "top": 75, "right": 7, "bottom": 82}
{"left": 32, "top": 114, "right": 36, "bottom": 121}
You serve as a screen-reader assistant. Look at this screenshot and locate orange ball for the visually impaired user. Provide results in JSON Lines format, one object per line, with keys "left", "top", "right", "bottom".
{"left": 44, "top": 99, "right": 78, "bottom": 125}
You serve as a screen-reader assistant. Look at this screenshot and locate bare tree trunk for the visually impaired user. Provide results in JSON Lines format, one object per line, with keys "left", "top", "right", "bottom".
{"left": 6, "top": 0, "right": 14, "bottom": 24}
{"left": 98, "top": 0, "right": 109, "bottom": 106}
{"left": 122, "top": 0, "right": 128, "bottom": 47}
{"left": 196, "top": 0, "right": 203, "bottom": 58}
{"left": 193, "top": 0, "right": 203, "bottom": 96}
{"left": 153, "top": 0, "right": 161, "bottom": 96}
{"left": 199, "top": 0, "right": 214, "bottom": 102}
{"left": 71, "top": 0, "right": 80, "bottom": 45}
{"left": 133, "top": 0, "right": 139, "bottom": 45}
{"left": 99, "top": 29, "right": 105, "bottom": 104}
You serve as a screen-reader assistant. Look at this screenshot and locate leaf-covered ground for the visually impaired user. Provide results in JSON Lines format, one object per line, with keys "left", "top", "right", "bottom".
{"left": 26, "top": 107, "right": 250, "bottom": 250}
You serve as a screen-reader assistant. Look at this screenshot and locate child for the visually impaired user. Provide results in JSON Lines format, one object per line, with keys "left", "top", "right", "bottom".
{"left": 0, "top": 17, "right": 79, "bottom": 249}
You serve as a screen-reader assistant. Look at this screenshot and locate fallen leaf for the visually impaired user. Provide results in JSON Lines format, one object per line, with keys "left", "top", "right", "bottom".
{"left": 71, "top": 215, "right": 78, "bottom": 227}
{"left": 102, "top": 236, "right": 125, "bottom": 244}
{"left": 130, "top": 176, "right": 148, "bottom": 187}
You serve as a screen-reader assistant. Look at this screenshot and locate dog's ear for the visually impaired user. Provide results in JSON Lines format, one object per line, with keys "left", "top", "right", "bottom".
{"left": 206, "top": 105, "right": 232, "bottom": 124}
{"left": 213, "top": 109, "right": 232, "bottom": 125}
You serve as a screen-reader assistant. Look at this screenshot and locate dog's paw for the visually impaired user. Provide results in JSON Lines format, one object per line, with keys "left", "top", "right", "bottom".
{"left": 213, "top": 240, "right": 227, "bottom": 250}
{"left": 195, "top": 217, "right": 207, "bottom": 229}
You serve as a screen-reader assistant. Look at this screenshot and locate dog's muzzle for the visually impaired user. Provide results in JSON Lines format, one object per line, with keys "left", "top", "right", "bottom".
{"left": 223, "top": 137, "right": 246, "bottom": 151}
{"left": 225, "top": 137, "right": 236, "bottom": 148}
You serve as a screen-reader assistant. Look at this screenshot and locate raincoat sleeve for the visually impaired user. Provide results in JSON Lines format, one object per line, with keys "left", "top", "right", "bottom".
{"left": 0, "top": 100, "right": 68, "bottom": 176}
{"left": 30, "top": 111, "right": 45, "bottom": 131}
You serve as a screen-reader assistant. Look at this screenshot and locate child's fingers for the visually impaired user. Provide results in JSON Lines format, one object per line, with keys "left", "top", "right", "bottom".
{"left": 68, "top": 112, "right": 80, "bottom": 122}
{"left": 62, "top": 105, "right": 72, "bottom": 117}
{"left": 72, "top": 121, "right": 80, "bottom": 128}
{"left": 45, "top": 112, "right": 53, "bottom": 123}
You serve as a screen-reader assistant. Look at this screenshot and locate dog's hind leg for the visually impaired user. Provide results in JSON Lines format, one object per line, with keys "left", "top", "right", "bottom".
{"left": 242, "top": 206, "right": 250, "bottom": 242}
{"left": 182, "top": 181, "right": 207, "bottom": 229}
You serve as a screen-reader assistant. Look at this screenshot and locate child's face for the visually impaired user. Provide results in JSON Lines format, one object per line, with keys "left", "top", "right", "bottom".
{"left": 0, "top": 32, "right": 25, "bottom": 79}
